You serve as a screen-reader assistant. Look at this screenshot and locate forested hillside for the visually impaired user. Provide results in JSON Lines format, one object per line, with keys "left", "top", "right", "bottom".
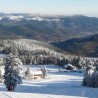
{"left": 51, "top": 34, "right": 98, "bottom": 57}
{"left": 0, "top": 14, "right": 98, "bottom": 42}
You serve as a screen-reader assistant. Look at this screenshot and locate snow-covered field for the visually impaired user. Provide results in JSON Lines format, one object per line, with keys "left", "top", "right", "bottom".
{"left": 0, "top": 65, "right": 98, "bottom": 98}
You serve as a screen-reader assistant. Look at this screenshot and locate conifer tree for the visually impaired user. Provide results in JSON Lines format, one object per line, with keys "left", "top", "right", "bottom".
{"left": 92, "top": 65, "right": 98, "bottom": 87}
{"left": 82, "top": 61, "right": 95, "bottom": 87}
{"left": 4, "top": 55, "right": 22, "bottom": 91}
{"left": 25, "top": 68, "right": 32, "bottom": 79}
{"left": 0, "top": 67, "right": 2, "bottom": 83}
{"left": 41, "top": 65, "right": 47, "bottom": 78}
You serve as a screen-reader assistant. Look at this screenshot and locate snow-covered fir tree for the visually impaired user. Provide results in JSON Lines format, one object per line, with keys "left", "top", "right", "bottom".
{"left": 82, "top": 61, "right": 96, "bottom": 87}
{"left": 0, "top": 67, "right": 2, "bottom": 83}
{"left": 41, "top": 65, "right": 47, "bottom": 78}
{"left": 92, "top": 65, "right": 98, "bottom": 87}
{"left": 25, "top": 68, "right": 32, "bottom": 79}
{"left": 4, "top": 54, "right": 22, "bottom": 91}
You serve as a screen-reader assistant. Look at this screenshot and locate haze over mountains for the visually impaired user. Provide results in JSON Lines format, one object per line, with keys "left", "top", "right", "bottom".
{"left": 0, "top": 13, "right": 98, "bottom": 42}
{"left": 0, "top": 13, "right": 98, "bottom": 57}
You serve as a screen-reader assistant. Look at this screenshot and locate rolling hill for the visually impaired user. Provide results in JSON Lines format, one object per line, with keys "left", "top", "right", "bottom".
{"left": 0, "top": 14, "right": 98, "bottom": 42}
{"left": 51, "top": 34, "right": 98, "bottom": 57}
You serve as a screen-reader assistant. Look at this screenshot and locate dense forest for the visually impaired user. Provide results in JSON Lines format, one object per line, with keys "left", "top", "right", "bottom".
{"left": 0, "top": 39, "right": 98, "bottom": 69}
{"left": 51, "top": 34, "right": 98, "bottom": 57}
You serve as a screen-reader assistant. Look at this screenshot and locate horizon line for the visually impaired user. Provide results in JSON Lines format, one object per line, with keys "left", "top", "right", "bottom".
{"left": 0, "top": 12, "right": 98, "bottom": 18}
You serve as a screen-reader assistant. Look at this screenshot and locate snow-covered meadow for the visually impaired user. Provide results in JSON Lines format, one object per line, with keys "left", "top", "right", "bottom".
{"left": 0, "top": 65, "right": 98, "bottom": 98}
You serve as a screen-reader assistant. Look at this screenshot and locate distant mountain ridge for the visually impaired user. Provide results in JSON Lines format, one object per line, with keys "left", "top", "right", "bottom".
{"left": 0, "top": 14, "right": 98, "bottom": 41}
{"left": 51, "top": 34, "right": 98, "bottom": 57}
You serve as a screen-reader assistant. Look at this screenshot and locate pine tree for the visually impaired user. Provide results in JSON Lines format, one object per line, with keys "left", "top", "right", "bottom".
{"left": 82, "top": 61, "right": 95, "bottom": 87}
{"left": 92, "top": 65, "right": 98, "bottom": 87}
{"left": 41, "top": 65, "right": 47, "bottom": 78}
{"left": 4, "top": 55, "right": 22, "bottom": 91}
{"left": 25, "top": 68, "right": 32, "bottom": 79}
{"left": 10, "top": 45, "right": 19, "bottom": 57}
{"left": 0, "top": 67, "right": 2, "bottom": 83}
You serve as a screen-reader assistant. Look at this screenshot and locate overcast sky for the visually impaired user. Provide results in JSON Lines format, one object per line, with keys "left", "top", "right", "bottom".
{"left": 0, "top": 0, "right": 98, "bottom": 17}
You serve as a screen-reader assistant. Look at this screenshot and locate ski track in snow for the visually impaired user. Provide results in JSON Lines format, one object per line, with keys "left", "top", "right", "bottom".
{"left": 0, "top": 93, "right": 12, "bottom": 98}
{"left": 0, "top": 65, "right": 98, "bottom": 98}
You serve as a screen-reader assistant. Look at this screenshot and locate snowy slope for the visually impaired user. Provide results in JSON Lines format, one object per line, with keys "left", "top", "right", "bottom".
{"left": 1, "top": 39, "right": 62, "bottom": 53}
{"left": 0, "top": 15, "right": 60, "bottom": 22}
{"left": 0, "top": 65, "right": 98, "bottom": 98}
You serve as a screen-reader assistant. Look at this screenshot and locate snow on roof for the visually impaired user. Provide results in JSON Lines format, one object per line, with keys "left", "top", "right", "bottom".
{"left": 64, "top": 63, "right": 74, "bottom": 68}
{"left": 30, "top": 70, "right": 42, "bottom": 75}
